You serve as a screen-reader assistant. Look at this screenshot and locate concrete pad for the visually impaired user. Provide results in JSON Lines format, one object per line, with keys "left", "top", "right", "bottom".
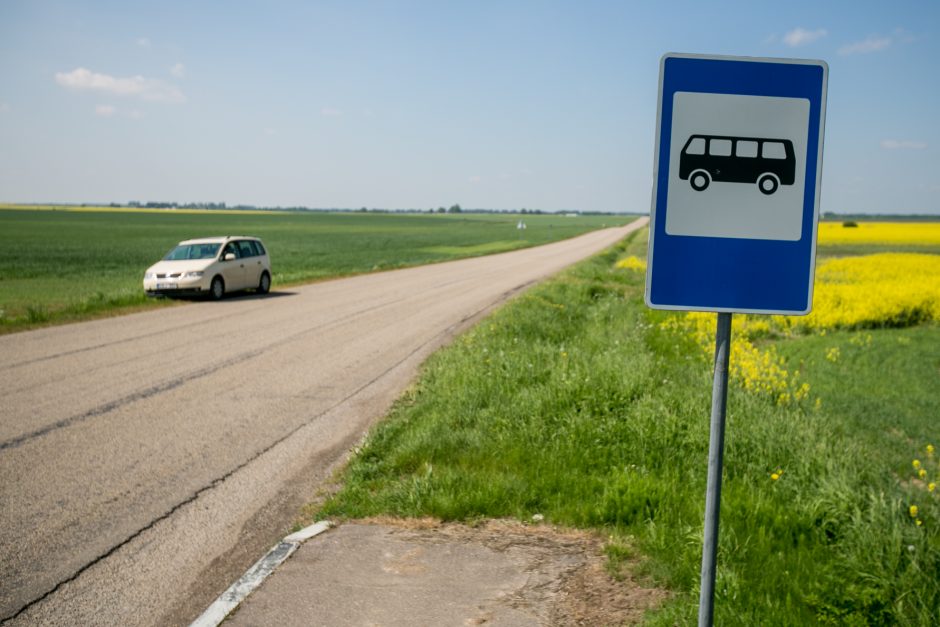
{"left": 225, "top": 520, "right": 662, "bottom": 627}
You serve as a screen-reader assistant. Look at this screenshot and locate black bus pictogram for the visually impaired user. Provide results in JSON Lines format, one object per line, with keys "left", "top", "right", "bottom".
{"left": 679, "top": 134, "right": 796, "bottom": 195}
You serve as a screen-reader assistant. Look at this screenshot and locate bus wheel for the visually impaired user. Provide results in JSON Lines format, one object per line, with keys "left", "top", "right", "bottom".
{"left": 758, "top": 174, "right": 779, "bottom": 195}
{"left": 690, "top": 170, "right": 710, "bottom": 191}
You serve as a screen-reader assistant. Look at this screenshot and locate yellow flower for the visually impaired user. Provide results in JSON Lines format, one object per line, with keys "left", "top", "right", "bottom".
{"left": 615, "top": 255, "right": 647, "bottom": 272}
{"left": 909, "top": 505, "right": 919, "bottom": 518}
{"left": 928, "top": 444, "right": 935, "bottom": 457}
{"left": 929, "top": 483, "right": 936, "bottom": 492}
{"left": 825, "top": 347, "right": 840, "bottom": 362}
{"left": 771, "top": 473, "right": 780, "bottom": 481}
{"left": 919, "top": 469, "right": 928, "bottom": 479}
{"left": 916, "top": 519, "right": 923, "bottom": 527}
{"left": 913, "top": 459, "right": 922, "bottom": 470}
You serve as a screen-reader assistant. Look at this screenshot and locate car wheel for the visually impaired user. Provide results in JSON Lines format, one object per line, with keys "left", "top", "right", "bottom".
{"left": 210, "top": 276, "right": 225, "bottom": 300}
{"left": 690, "top": 170, "right": 710, "bottom": 191}
{"left": 258, "top": 271, "right": 271, "bottom": 295}
{"left": 758, "top": 174, "right": 779, "bottom": 195}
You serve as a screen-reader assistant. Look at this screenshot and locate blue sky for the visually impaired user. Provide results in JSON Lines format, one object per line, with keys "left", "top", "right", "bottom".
{"left": 1, "top": 0, "right": 938, "bottom": 214}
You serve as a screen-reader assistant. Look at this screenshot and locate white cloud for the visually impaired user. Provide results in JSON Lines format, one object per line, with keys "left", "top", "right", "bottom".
{"left": 839, "top": 35, "right": 892, "bottom": 55}
{"left": 95, "top": 104, "right": 116, "bottom": 117}
{"left": 892, "top": 27, "right": 917, "bottom": 45}
{"left": 839, "top": 28, "right": 915, "bottom": 55}
{"left": 170, "top": 63, "right": 185, "bottom": 78}
{"left": 880, "top": 139, "right": 928, "bottom": 150}
{"left": 55, "top": 67, "right": 185, "bottom": 103}
{"left": 783, "top": 27, "right": 827, "bottom": 47}
{"left": 468, "top": 175, "right": 482, "bottom": 183}
{"left": 137, "top": 37, "right": 151, "bottom": 47}
{"left": 320, "top": 107, "right": 343, "bottom": 117}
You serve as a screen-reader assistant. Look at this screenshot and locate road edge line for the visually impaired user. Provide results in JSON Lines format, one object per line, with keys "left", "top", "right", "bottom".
{"left": 189, "top": 520, "right": 333, "bottom": 627}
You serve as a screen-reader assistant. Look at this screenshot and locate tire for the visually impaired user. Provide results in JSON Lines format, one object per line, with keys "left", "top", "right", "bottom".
{"left": 258, "top": 271, "right": 271, "bottom": 295}
{"left": 758, "top": 174, "right": 779, "bottom": 195}
{"left": 690, "top": 170, "right": 710, "bottom": 191}
{"left": 210, "top": 276, "right": 225, "bottom": 300}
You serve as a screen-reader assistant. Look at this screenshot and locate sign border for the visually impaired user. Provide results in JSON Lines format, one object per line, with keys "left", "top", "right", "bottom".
{"left": 645, "top": 52, "right": 828, "bottom": 315}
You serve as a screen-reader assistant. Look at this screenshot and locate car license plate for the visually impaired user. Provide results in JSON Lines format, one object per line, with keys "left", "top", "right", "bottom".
{"left": 156, "top": 283, "right": 177, "bottom": 290}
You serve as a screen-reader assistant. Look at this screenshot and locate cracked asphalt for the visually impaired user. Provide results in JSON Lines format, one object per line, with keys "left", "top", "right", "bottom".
{"left": 0, "top": 219, "right": 645, "bottom": 626}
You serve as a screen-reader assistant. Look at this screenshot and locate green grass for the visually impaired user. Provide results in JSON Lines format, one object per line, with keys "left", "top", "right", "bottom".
{"left": 0, "top": 207, "right": 632, "bottom": 332}
{"left": 318, "top": 228, "right": 939, "bottom": 625}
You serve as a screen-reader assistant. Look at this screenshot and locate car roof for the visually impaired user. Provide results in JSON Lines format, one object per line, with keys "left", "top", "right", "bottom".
{"left": 177, "top": 236, "right": 261, "bottom": 245}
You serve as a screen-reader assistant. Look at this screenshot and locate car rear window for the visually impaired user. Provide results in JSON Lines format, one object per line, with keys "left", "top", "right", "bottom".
{"left": 237, "top": 240, "right": 256, "bottom": 258}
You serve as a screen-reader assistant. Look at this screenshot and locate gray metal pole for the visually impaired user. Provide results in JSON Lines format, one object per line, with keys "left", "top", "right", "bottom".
{"left": 698, "top": 311, "right": 732, "bottom": 627}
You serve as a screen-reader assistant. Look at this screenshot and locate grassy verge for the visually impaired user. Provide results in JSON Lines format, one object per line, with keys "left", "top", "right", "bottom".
{"left": 318, "top": 228, "right": 939, "bottom": 625}
{"left": 0, "top": 207, "right": 632, "bottom": 333}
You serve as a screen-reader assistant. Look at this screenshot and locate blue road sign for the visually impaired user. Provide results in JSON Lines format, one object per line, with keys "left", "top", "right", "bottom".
{"left": 646, "top": 53, "right": 828, "bottom": 315}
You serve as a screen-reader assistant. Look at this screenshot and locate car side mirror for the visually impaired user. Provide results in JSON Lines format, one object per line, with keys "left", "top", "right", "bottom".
{"left": 224, "top": 253, "right": 236, "bottom": 261}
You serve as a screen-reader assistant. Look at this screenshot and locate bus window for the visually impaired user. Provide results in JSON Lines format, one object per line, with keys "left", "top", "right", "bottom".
{"left": 762, "top": 142, "right": 787, "bottom": 159}
{"left": 710, "top": 139, "right": 732, "bottom": 156}
{"left": 685, "top": 137, "right": 706, "bottom": 155}
{"left": 736, "top": 140, "right": 758, "bottom": 158}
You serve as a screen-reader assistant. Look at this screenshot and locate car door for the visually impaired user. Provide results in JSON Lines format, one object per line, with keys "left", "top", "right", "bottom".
{"left": 237, "top": 240, "right": 263, "bottom": 288}
{"left": 219, "top": 242, "right": 247, "bottom": 291}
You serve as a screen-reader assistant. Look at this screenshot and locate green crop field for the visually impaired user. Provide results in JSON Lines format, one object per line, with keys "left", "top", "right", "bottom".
{"left": 0, "top": 205, "right": 633, "bottom": 333}
{"left": 315, "top": 227, "right": 940, "bottom": 625}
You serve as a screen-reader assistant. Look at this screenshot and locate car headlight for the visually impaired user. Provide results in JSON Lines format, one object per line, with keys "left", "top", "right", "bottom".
{"left": 183, "top": 271, "right": 204, "bottom": 278}
{"left": 144, "top": 272, "right": 154, "bottom": 279}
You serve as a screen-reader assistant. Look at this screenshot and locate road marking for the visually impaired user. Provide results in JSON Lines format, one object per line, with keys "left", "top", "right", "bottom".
{"left": 189, "top": 520, "right": 333, "bottom": 627}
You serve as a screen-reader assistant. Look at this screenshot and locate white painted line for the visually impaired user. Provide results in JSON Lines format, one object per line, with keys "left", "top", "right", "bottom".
{"left": 190, "top": 520, "right": 334, "bottom": 627}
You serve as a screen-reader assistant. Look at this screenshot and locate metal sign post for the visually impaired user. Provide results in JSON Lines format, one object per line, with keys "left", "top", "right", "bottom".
{"left": 698, "top": 312, "right": 731, "bottom": 627}
{"left": 645, "top": 53, "right": 828, "bottom": 626}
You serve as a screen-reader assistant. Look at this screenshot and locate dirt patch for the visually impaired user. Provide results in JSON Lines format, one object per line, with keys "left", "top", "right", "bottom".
{"left": 358, "top": 517, "right": 670, "bottom": 626}
{"left": 554, "top": 560, "right": 669, "bottom": 626}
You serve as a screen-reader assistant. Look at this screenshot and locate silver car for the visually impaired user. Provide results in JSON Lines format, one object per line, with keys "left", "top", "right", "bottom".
{"left": 144, "top": 236, "right": 272, "bottom": 299}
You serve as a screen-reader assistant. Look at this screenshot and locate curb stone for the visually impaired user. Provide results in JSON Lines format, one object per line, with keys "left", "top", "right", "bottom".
{"left": 189, "top": 521, "right": 333, "bottom": 627}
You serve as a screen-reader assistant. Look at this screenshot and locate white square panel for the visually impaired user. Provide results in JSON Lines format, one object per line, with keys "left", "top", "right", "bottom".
{"left": 665, "top": 92, "right": 810, "bottom": 241}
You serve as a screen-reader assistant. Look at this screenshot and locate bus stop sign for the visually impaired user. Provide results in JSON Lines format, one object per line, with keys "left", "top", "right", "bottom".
{"left": 646, "top": 53, "right": 828, "bottom": 315}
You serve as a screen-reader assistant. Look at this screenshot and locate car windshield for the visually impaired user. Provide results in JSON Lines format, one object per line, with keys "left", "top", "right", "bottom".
{"left": 163, "top": 243, "right": 221, "bottom": 260}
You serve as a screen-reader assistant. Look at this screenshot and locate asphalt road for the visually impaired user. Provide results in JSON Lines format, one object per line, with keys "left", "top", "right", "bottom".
{"left": 0, "top": 218, "right": 646, "bottom": 626}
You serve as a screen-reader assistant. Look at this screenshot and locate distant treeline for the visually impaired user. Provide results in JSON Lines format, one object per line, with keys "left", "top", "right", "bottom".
{"left": 30, "top": 201, "right": 630, "bottom": 216}
{"left": 820, "top": 212, "right": 940, "bottom": 222}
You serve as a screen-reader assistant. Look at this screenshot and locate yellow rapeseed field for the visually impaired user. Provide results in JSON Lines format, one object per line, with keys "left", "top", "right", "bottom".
{"left": 622, "top": 225, "right": 940, "bottom": 405}
{"left": 779, "top": 253, "right": 940, "bottom": 331}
